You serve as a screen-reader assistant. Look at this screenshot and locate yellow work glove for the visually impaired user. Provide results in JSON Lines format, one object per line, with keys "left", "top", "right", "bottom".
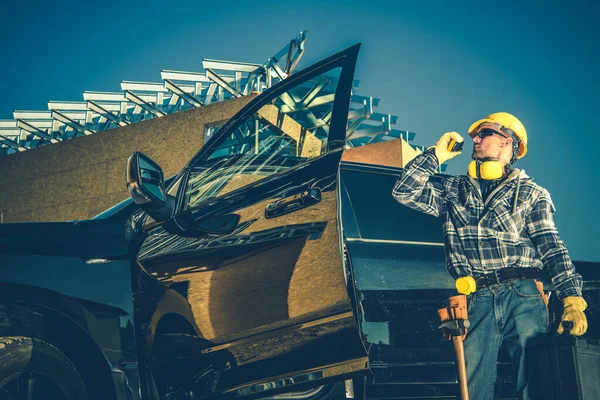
{"left": 431, "top": 132, "right": 464, "bottom": 164}
{"left": 557, "top": 296, "right": 588, "bottom": 336}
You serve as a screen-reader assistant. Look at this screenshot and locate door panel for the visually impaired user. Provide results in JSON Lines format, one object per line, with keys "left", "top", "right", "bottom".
{"left": 140, "top": 164, "right": 344, "bottom": 339}
{"left": 137, "top": 44, "right": 367, "bottom": 396}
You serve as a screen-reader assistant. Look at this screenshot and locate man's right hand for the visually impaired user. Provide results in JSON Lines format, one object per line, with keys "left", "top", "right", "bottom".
{"left": 432, "top": 132, "right": 464, "bottom": 164}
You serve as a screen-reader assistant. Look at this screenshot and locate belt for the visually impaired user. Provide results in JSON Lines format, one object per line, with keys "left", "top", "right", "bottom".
{"left": 475, "top": 267, "right": 542, "bottom": 289}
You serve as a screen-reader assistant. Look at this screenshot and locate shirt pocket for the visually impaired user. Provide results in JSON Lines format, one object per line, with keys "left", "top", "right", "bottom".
{"left": 492, "top": 198, "right": 526, "bottom": 236}
{"left": 446, "top": 193, "right": 470, "bottom": 228}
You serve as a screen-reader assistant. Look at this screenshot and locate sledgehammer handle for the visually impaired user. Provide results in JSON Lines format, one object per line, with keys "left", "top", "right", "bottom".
{"left": 453, "top": 337, "right": 469, "bottom": 400}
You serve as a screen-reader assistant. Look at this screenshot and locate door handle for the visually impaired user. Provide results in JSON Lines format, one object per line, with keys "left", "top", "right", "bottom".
{"left": 265, "top": 188, "right": 322, "bottom": 219}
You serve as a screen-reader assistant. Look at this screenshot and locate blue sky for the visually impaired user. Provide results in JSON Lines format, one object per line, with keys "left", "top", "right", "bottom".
{"left": 2, "top": 0, "right": 599, "bottom": 261}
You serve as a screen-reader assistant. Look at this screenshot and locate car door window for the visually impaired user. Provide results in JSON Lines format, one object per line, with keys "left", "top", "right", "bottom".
{"left": 184, "top": 67, "right": 343, "bottom": 210}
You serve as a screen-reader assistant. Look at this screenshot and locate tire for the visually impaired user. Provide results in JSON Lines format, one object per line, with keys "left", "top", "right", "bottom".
{"left": 150, "top": 333, "right": 217, "bottom": 399}
{"left": 0, "top": 336, "right": 88, "bottom": 400}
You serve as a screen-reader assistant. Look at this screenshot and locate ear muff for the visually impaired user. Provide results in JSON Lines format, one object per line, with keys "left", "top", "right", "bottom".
{"left": 468, "top": 160, "right": 504, "bottom": 180}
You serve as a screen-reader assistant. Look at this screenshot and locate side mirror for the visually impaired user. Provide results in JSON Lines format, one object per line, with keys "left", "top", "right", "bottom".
{"left": 127, "top": 152, "right": 172, "bottom": 222}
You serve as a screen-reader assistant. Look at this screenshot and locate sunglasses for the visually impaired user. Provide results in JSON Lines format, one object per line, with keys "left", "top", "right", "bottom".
{"left": 475, "top": 128, "right": 508, "bottom": 139}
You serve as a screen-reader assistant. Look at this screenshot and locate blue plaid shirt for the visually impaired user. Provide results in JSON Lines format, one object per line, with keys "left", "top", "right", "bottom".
{"left": 392, "top": 149, "right": 582, "bottom": 300}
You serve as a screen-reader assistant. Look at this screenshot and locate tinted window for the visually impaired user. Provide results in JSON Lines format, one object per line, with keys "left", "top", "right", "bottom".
{"left": 184, "top": 68, "right": 343, "bottom": 210}
{"left": 340, "top": 164, "right": 453, "bottom": 291}
{"left": 340, "top": 167, "right": 443, "bottom": 243}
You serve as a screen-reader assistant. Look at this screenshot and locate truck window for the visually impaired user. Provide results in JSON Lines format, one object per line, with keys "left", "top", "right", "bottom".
{"left": 184, "top": 68, "right": 343, "bottom": 210}
{"left": 340, "top": 167, "right": 443, "bottom": 243}
{"left": 340, "top": 165, "right": 454, "bottom": 291}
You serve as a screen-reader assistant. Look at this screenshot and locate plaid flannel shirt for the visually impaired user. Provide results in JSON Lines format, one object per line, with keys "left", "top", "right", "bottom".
{"left": 392, "top": 149, "right": 582, "bottom": 300}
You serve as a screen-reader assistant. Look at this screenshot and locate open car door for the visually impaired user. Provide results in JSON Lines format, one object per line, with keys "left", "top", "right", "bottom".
{"left": 137, "top": 44, "right": 368, "bottom": 398}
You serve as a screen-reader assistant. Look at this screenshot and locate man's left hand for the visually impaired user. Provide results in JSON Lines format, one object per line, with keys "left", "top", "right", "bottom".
{"left": 557, "top": 296, "right": 588, "bottom": 336}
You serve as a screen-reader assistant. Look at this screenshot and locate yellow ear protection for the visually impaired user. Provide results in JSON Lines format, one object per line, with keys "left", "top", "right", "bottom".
{"left": 468, "top": 159, "right": 506, "bottom": 180}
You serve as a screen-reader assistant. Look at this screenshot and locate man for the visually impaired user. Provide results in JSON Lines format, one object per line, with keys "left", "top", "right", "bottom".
{"left": 392, "top": 112, "right": 587, "bottom": 399}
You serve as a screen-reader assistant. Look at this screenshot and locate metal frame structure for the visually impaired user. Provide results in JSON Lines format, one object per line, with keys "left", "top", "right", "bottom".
{"left": 0, "top": 31, "right": 418, "bottom": 157}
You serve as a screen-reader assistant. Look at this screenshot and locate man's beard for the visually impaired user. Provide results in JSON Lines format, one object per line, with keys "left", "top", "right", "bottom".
{"left": 472, "top": 148, "right": 484, "bottom": 159}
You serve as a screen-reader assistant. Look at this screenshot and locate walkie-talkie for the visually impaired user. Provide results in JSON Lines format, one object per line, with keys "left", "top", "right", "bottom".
{"left": 448, "top": 139, "right": 464, "bottom": 152}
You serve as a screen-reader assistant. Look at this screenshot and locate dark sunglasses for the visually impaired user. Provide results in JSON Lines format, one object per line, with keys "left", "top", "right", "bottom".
{"left": 475, "top": 128, "right": 508, "bottom": 139}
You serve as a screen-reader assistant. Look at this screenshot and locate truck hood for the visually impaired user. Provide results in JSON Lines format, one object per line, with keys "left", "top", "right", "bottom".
{"left": 0, "top": 218, "right": 130, "bottom": 258}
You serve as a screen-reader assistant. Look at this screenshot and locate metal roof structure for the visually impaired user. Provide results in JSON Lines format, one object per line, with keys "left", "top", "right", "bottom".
{"left": 0, "top": 31, "right": 422, "bottom": 158}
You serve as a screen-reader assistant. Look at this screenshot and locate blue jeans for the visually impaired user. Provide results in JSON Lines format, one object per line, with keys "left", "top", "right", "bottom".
{"left": 464, "top": 279, "right": 549, "bottom": 400}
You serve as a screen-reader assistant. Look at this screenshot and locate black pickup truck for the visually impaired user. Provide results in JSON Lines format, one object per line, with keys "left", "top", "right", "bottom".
{"left": 1, "top": 44, "right": 598, "bottom": 400}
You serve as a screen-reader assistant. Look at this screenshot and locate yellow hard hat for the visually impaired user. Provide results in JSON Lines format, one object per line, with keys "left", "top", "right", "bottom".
{"left": 468, "top": 112, "right": 528, "bottom": 159}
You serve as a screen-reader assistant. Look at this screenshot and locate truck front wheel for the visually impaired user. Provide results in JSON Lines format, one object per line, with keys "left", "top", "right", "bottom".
{"left": 0, "top": 336, "right": 88, "bottom": 400}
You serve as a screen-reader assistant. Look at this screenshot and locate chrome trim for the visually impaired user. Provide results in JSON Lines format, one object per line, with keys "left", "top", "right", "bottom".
{"left": 344, "top": 379, "right": 354, "bottom": 398}
{"left": 265, "top": 385, "right": 328, "bottom": 399}
{"left": 226, "top": 357, "right": 369, "bottom": 397}
{"left": 85, "top": 258, "right": 111, "bottom": 264}
{"left": 345, "top": 238, "right": 444, "bottom": 247}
